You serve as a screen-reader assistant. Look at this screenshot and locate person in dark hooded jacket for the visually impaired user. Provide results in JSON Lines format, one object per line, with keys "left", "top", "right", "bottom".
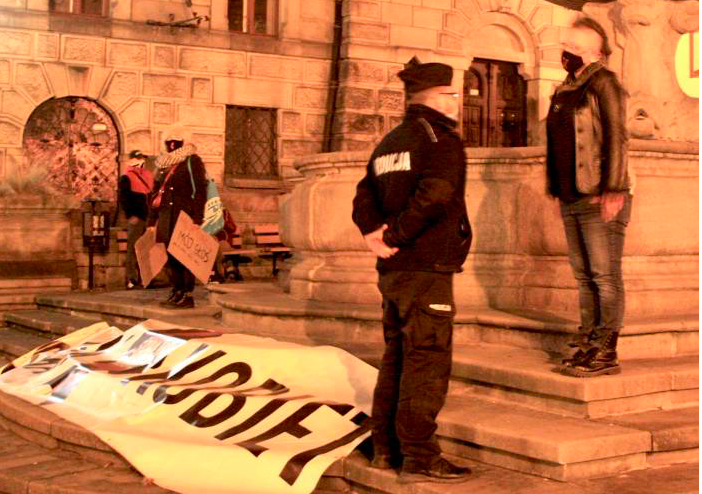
{"left": 147, "top": 128, "right": 207, "bottom": 308}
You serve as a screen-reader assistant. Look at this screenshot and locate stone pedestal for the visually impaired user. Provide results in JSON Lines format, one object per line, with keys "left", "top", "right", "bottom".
{"left": 282, "top": 141, "right": 699, "bottom": 319}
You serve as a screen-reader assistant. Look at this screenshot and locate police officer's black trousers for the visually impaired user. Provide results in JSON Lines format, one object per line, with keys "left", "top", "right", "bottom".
{"left": 372, "top": 270, "right": 454, "bottom": 466}
{"left": 167, "top": 254, "right": 195, "bottom": 294}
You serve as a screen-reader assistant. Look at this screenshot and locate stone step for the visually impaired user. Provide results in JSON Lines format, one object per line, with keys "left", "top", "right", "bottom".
{"left": 450, "top": 346, "right": 698, "bottom": 418}
{"left": 4, "top": 309, "right": 102, "bottom": 336}
{"left": 343, "top": 452, "right": 699, "bottom": 494}
{"left": 201, "top": 331, "right": 699, "bottom": 420}
{"left": 214, "top": 284, "right": 698, "bottom": 359}
{"left": 435, "top": 394, "right": 654, "bottom": 481}
{"left": 0, "top": 278, "right": 73, "bottom": 317}
{"left": 35, "top": 287, "right": 220, "bottom": 327}
{"left": 0, "top": 327, "right": 50, "bottom": 361}
{"left": 0, "top": 391, "right": 696, "bottom": 494}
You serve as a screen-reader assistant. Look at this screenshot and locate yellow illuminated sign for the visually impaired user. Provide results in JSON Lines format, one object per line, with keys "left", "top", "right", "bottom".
{"left": 675, "top": 31, "right": 699, "bottom": 98}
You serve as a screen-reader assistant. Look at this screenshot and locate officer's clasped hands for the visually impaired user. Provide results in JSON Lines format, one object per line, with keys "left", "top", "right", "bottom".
{"left": 363, "top": 225, "right": 398, "bottom": 259}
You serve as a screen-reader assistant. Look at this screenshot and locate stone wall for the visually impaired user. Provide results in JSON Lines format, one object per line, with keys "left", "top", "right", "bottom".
{"left": 283, "top": 141, "right": 699, "bottom": 319}
{"left": 332, "top": 0, "right": 579, "bottom": 150}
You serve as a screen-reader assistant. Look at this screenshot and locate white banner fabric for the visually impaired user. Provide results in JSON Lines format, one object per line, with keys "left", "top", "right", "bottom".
{"left": 0, "top": 320, "right": 377, "bottom": 494}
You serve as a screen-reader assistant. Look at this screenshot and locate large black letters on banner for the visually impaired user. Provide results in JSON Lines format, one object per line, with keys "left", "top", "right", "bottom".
{"left": 279, "top": 411, "right": 370, "bottom": 485}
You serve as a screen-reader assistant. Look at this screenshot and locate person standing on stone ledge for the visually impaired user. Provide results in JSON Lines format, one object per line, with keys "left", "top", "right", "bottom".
{"left": 118, "top": 150, "right": 154, "bottom": 290}
{"left": 351, "top": 57, "right": 473, "bottom": 484}
{"left": 147, "top": 128, "right": 207, "bottom": 309}
{"left": 546, "top": 17, "right": 635, "bottom": 377}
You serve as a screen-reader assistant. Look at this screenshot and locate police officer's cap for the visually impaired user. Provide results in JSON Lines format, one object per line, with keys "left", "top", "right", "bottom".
{"left": 398, "top": 56, "right": 453, "bottom": 94}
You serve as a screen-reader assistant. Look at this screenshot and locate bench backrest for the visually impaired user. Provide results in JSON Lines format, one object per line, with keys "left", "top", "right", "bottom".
{"left": 230, "top": 231, "right": 244, "bottom": 248}
{"left": 254, "top": 224, "right": 283, "bottom": 247}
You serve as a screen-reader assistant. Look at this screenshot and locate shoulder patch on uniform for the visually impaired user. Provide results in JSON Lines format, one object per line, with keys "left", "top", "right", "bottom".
{"left": 417, "top": 118, "right": 438, "bottom": 143}
{"left": 373, "top": 151, "right": 411, "bottom": 176}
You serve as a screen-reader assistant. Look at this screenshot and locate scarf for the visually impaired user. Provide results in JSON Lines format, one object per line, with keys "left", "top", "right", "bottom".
{"left": 155, "top": 143, "right": 197, "bottom": 169}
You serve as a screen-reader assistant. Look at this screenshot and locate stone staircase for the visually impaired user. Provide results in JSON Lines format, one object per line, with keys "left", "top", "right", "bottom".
{"left": 0, "top": 286, "right": 698, "bottom": 493}
{"left": 0, "top": 277, "right": 72, "bottom": 317}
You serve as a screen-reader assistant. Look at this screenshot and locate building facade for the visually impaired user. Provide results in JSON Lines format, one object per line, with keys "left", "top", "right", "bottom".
{"left": 0, "top": 0, "right": 697, "bottom": 289}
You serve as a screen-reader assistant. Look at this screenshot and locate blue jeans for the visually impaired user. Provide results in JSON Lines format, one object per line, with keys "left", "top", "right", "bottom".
{"left": 559, "top": 195, "right": 632, "bottom": 338}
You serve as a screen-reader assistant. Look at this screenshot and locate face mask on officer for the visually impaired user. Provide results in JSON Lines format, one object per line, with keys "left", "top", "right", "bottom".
{"left": 561, "top": 50, "right": 585, "bottom": 74}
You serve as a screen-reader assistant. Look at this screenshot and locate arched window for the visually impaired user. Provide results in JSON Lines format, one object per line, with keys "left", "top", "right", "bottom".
{"left": 23, "top": 97, "right": 120, "bottom": 201}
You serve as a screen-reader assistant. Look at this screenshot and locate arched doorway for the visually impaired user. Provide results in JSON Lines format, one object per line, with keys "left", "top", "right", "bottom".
{"left": 23, "top": 97, "right": 120, "bottom": 202}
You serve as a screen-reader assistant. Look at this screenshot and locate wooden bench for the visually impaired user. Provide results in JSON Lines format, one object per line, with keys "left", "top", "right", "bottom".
{"left": 221, "top": 231, "right": 256, "bottom": 281}
{"left": 254, "top": 224, "right": 292, "bottom": 277}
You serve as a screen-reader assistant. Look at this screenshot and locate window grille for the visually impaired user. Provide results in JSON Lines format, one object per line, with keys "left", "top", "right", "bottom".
{"left": 225, "top": 106, "right": 278, "bottom": 179}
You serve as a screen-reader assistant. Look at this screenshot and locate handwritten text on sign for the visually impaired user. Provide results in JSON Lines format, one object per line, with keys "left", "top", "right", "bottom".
{"left": 168, "top": 211, "right": 219, "bottom": 284}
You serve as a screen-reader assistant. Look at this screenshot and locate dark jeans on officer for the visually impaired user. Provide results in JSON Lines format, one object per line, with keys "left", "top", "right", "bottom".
{"left": 559, "top": 194, "right": 632, "bottom": 339}
{"left": 372, "top": 270, "right": 454, "bottom": 466}
{"left": 167, "top": 254, "right": 195, "bottom": 295}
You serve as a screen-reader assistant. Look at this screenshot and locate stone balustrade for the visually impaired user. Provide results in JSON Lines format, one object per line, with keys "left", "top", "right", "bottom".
{"left": 283, "top": 141, "right": 699, "bottom": 319}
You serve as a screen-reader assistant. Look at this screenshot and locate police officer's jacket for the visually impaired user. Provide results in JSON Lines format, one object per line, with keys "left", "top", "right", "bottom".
{"left": 352, "top": 104, "right": 472, "bottom": 273}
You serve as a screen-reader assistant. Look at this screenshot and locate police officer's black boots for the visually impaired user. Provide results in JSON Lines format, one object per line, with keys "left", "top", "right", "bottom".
{"left": 562, "top": 331, "right": 621, "bottom": 377}
{"left": 398, "top": 457, "right": 472, "bottom": 484}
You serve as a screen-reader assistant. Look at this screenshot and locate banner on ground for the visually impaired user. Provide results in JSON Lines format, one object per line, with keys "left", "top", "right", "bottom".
{"left": 0, "top": 320, "right": 377, "bottom": 494}
{"left": 135, "top": 228, "right": 168, "bottom": 287}
{"left": 168, "top": 211, "right": 219, "bottom": 284}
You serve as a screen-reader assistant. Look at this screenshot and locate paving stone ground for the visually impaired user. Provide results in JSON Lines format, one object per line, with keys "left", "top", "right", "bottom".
{"left": 0, "top": 284, "right": 698, "bottom": 493}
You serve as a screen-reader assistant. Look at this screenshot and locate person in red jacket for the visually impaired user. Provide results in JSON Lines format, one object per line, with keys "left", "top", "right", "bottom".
{"left": 118, "top": 150, "right": 154, "bottom": 289}
{"left": 147, "top": 129, "right": 208, "bottom": 309}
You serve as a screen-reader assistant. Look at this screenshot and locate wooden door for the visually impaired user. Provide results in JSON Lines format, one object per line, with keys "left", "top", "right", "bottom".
{"left": 463, "top": 59, "right": 526, "bottom": 147}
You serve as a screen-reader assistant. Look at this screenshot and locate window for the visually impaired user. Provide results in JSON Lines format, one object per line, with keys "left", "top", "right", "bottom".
{"left": 228, "top": 0, "right": 277, "bottom": 35}
{"left": 50, "top": 0, "right": 105, "bottom": 15}
{"left": 225, "top": 106, "right": 278, "bottom": 179}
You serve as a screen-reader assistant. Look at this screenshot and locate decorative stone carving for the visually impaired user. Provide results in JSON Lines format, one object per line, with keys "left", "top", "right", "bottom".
{"left": 36, "top": 34, "right": 59, "bottom": 59}
{"left": 250, "top": 55, "right": 303, "bottom": 80}
{"left": 585, "top": 0, "right": 699, "bottom": 141}
{"left": 109, "top": 42, "right": 148, "bottom": 67}
{"left": 191, "top": 133, "right": 224, "bottom": 156}
{"left": 180, "top": 48, "right": 245, "bottom": 76}
{"left": 1, "top": 90, "right": 33, "bottom": 122}
{"left": 175, "top": 103, "right": 225, "bottom": 128}
{"left": 62, "top": 37, "right": 105, "bottom": 64}
{"left": 120, "top": 99, "right": 149, "bottom": 129}
{"left": 0, "top": 60, "right": 10, "bottom": 84}
{"left": 103, "top": 71, "right": 138, "bottom": 109}
{"left": 0, "top": 120, "right": 20, "bottom": 145}
{"left": 153, "top": 45, "right": 175, "bottom": 69}
{"left": 0, "top": 30, "right": 32, "bottom": 56}
{"left": 142, "top": 74, "right": 187, "bottom": 99}
{"left": 125, "top": 129, "right": 152, "bottom": 154}
{"left": 15, "top": 63, "right": 51, "bottom": 103}
{"left": 191, "top": 77, "right": 212, "bottom": 101}
{"left": 152, "top": 101, "right": 173, "bottom": 124}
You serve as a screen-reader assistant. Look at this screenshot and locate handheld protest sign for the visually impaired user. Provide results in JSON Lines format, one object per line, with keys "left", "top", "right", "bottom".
{"left": 135, "top": 228, "right": 168, "bottom": 287}
{"left": 168, "top": 211, "right": 219, "bottom": 284}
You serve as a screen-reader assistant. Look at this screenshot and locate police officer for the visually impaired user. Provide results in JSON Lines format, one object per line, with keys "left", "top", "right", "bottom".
{"left": 352, "top": 57, "right": 472, "bottom": 484}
